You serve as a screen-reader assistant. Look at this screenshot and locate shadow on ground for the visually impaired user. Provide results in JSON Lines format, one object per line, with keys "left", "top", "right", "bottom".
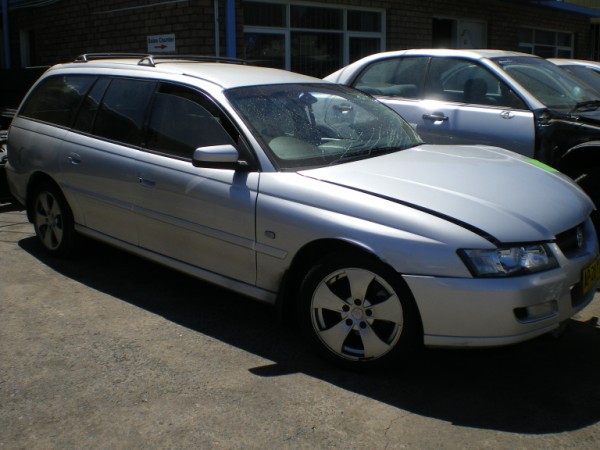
{"left": 19, "top": 235, "right": 600, "bottom": 434}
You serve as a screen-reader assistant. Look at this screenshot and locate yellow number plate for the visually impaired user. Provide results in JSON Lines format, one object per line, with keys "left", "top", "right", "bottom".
{"left": 582, "top": 256, "right": 600, "bottom": 295}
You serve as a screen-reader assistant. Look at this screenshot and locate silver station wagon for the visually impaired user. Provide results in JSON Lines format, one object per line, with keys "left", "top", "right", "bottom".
{"left": 6, "top": 54, "right": 600, "bottom": 370}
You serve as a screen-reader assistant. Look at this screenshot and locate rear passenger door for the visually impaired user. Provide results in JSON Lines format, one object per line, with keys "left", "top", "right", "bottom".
{"left": 61, "top": 77, "right": 155, "bottom": 243}
{"left": 352, "top": 56, "right": 536, "bottom": 156}
{"left": 134, "top": 82, "right": 258, "bottom": 284}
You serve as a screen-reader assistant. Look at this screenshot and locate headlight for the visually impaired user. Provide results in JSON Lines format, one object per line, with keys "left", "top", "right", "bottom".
{"left": 459, "top": 244, "right": 558, "bottom": 277}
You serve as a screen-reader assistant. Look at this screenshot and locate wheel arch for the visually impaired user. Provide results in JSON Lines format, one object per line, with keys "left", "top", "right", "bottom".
{"left": 25, "top": 172, "right": 64, "bottom": 223}
{"left": 275, "top": 237, "right": 421, "bottom": 329}
{"left": 558, "top": 140, "right": 600, "bottom": 179}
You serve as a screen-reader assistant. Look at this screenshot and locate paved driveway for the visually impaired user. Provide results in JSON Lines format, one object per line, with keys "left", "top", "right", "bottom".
{"left": 1, "top": 205, "right": 600, "bottom": 449}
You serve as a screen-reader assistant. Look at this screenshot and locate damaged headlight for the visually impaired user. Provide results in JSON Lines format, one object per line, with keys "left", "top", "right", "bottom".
{"left": 459, "top": 244, "right": 558, "bottom": 277}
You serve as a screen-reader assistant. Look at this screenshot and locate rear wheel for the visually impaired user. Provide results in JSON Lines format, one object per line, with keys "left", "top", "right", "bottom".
{"left": 298, "top": 252, "right": 421, "bottom": 370}
{"left": 31, "top": 182, "right": 75, "bottom": 256}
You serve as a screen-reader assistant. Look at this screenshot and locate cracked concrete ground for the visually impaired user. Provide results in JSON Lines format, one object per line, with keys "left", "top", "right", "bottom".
{"left": 1, "top": 205, "right": 600, "bottom": 449}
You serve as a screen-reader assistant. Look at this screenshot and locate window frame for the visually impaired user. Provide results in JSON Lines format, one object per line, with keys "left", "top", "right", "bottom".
{"left": 242, "top": 0, "right": 386, "bottom": 77}
{"left": 518, "top": 27, "right": 574, "bottom": 58}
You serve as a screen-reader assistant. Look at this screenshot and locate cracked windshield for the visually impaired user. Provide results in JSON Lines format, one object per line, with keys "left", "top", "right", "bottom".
{"left": 227, "top": 83, "right": 422, "bottom": 170}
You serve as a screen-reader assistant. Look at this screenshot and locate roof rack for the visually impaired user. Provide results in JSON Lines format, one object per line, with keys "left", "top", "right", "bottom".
{"left": 139, "top": 55, "right": 248, "bottom": 66}
{"left": 74, "top": 53, "right": 248, "bottom": 66}
{"left": 74, "top": 53, "right": 149, "bottom": 62}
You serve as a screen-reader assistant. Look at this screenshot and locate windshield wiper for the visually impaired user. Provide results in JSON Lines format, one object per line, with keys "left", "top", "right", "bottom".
{"left": 329, "top": 146, "right": 405, "bottom": 165}
{"left": 570, "top": 100, "right": 600, "bottom": 113}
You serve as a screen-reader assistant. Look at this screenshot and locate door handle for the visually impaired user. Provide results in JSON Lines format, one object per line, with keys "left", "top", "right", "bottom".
{"left": 138, "top": 177, "right": 156, "bottom": 187}
{"left": 422, "top": 113, "right": 449, "bottom": 122}
{"left": 67, "top": 152, "right": 81, "bottom": 164}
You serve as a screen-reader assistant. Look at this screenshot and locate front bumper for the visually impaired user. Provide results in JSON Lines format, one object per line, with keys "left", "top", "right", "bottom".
{"left": 404, "top": 240, "right": 599, "bottom": 348}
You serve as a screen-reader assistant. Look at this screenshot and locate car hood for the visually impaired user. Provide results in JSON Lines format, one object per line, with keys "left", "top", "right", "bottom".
{"left": 299, "top": 144, "right": 594, "bottom": 243}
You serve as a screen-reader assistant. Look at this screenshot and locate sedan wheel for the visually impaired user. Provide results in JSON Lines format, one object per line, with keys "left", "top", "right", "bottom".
{"left": 32, "top": 182, "right": 75, "bottom": 256}
{"left": 298, "top": 252, "right": 421, "bottom": 369}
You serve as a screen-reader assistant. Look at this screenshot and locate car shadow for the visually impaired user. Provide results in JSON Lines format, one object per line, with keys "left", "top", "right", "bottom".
{"left": 18, "top": 235, "right": 600, "bottom": 434}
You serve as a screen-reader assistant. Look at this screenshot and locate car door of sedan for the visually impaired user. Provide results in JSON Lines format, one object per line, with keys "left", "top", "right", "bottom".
{"left": 133, "top": 83, "right": 258, "bottom": 284}
{"left": 352, "top": 56, "right": 536, "bottom": 157}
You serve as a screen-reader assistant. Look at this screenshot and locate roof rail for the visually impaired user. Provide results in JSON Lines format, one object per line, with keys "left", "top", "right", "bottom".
{"left": 138, "top": 55, "right": 248, "bottom": 66}
{"left": 74, "top": 53, "right": 249, "bottom": 66}
{"left": 74, "top": 53, "right": 149, "bottom": 62}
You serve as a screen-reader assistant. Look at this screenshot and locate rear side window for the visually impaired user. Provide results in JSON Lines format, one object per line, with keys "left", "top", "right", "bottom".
{"left": 352, "top": 56, "right": 428, "bottom": 98}
{"left": 20, "top": 75, "right": 96, "bottom": 127}
{"left": 93, "top": 78, "right": 156, "bottom": 146}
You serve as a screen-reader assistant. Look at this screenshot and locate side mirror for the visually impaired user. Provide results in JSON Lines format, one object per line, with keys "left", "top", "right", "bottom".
{"left": 192, "top": 144, "right": 246, "bottom": 170}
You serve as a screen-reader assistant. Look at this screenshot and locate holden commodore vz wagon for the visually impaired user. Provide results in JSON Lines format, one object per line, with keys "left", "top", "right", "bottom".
{"left": 6, "top": 54, "right": 600, "bottom": 370}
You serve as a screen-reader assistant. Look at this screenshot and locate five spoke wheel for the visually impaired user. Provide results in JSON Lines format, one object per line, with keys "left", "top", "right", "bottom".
{"left": 299, "top": 252, "right": 420, "bottom": 369}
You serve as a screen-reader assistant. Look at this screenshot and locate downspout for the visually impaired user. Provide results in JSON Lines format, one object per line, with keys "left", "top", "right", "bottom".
{"left": 214, "top": 0, "right": 220, "bottom": 57}
{"left": 2, "top": 0, "right": 10, "bottom": 68}
{"left": 226, "top": 0, "right": 236, "bottom": 58}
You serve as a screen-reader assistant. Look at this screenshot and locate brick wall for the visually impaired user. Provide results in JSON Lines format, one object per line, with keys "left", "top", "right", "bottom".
{"left": 5, "top": 0, "right": 594, "bottom": 67}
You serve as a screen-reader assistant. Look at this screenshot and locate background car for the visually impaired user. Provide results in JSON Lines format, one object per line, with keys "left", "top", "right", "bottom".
{"left": 549, "top": 58, "right": 600, "bottom": 94}
{"left": 6, "top": 55, "right": 600, "bottom": 370}
{"left": 325, "top": 49, "right": 600, "bottom": 231}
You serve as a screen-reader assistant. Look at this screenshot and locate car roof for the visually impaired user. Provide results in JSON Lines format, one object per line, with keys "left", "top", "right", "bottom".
{"left": 358, "top": 48, "right": 538, "bottom": 61}
{"left": 549, "top": 58, "right": 600, "bottom": 68}
{"left": 324, "top": 48, "right": 543, "bottom": 83}
{"left": 46, "top": 54, "right": 326, "bottom": 90}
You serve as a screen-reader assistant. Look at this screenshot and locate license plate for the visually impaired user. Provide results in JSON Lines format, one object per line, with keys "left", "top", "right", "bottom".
{"left": 582, "top": 256, "right": 600, "bottom": 295}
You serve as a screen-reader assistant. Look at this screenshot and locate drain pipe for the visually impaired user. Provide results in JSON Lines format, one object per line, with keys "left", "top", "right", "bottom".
{"left": 2, "top": 0, "right": 9, "bottom": 68}
{"left": 225, "top": 0, "right": 236, "bottom": 58}
{"left": 214, "top": 0, "right": 220, "bottom": 57}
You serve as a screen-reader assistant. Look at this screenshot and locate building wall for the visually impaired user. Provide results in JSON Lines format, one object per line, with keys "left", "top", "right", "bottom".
{"left": 5, "top": 0, "right": 594, "bottom": 68}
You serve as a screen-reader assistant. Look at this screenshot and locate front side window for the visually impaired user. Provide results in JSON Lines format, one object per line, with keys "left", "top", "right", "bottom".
{"left": 494, "top": 56, "right": 598, "bottom": 112}
{"left": 93, "top": 78, "right": 155, "bottom": 146}
{"left": 20, "top": 75, "right": 96, "bottom": 127}
{"left": 226, "top": 83, "right": 421, "bottom": 170}
{"left": 146, "top": 83, "right": 236, "bottom": 159}
{"left": 427, "top": 57, "right": 526, "bottom": 109}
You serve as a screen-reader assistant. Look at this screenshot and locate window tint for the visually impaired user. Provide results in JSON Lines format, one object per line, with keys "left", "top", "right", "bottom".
{"left": 146, "top": 83, "right": 236, "bottom": 159}
{"left": 20, "top": 75, "right": 95, "bottom": 127}
{"left": 93, "top": 78, "right": 155, "bottom": 146}
{"left": 426, "top": 57, "right": 526, "bottom": 109}
{"left": 73, "top": 77, "right": 110, "bottom": 133}
{"left": 352, "top": 56, "right": 428, "bottom": 98}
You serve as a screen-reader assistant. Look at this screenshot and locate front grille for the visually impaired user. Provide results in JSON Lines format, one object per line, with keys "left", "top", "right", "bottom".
{"left": 555, "top": 223, "right": 585, "bottom": 257}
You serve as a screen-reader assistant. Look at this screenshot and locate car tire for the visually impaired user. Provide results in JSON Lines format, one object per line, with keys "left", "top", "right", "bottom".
{"left": 31, "top": 182, "right": 76, "bottom": 257}
{"left": 297, "top": 251, "right": 422, "bottom": 370}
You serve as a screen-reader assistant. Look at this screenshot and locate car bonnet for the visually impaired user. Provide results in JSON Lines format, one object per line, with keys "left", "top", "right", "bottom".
{"left": 299, "top": 144, "right": 594, "bottom": 243}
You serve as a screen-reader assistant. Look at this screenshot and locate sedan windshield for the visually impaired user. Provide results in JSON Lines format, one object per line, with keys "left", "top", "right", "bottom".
{"left": 226, "top": 83, "right": 422, "bottom": 170}
{"left": 492, "top": 56, "right": 600, "bottom": 113}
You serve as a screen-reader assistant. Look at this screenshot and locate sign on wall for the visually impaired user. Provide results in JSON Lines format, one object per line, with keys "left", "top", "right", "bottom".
{"left": 147, "top": 34, "right": 176, "bottom": 53}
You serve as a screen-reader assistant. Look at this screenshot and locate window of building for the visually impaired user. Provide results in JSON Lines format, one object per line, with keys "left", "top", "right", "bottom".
{"left": 243, "top": 1, "right": 385, "bottom": 78}
{"left": 518, "top": 28, "right": 573, "bottom": 58}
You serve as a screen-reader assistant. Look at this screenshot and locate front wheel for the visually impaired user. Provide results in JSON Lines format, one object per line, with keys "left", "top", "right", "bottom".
{"left": 298, "top": 252, "right": 421, "bottom": 370}
{"left": 31, "top": 182, "right": 76, "bottom": 256}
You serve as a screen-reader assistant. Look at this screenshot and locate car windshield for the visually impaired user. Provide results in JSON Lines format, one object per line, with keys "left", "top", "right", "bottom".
{"left": 226, "top": 83, "right": 422, "bottom": 170}
{"left": 492, "top": 55, "right": 600, "bottom": 113}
